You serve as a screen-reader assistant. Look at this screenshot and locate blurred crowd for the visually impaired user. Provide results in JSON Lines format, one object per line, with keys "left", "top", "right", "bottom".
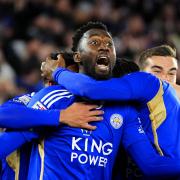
{"left": 0, "top": 0, "right": 180, "bottom": 104}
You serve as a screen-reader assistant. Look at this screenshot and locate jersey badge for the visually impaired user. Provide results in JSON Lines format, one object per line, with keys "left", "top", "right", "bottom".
{"left": 110, "top": 114, "right": 123, "bottom": 129}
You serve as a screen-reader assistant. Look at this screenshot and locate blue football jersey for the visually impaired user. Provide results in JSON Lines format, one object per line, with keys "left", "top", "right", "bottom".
{"left": 0, "top": 93, "right": 34, "bottom": 180}
{"left": 27, "top": 85, "right": 145, "bottom": 180}
{"left": 53, "top": 69, "right": 180, "bottom": 158}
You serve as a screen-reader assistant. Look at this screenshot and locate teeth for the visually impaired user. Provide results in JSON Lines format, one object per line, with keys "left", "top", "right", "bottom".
{"left": 97, "top": 64, "right": 108, "bottom": 70}
{"left": 99, "top": 56, "right": 107, "bottom": 59}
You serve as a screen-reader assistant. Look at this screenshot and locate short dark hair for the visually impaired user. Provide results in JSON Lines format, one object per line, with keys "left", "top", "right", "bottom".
{"left": 138, "top": 45, "right": 176, "bottom": 69}
{"left": 50, "top": 51, "right": 76, "bottom": 67}
{"left": 113, "top": 58, "right": 140, "bottom": 77}
{"left": 72, "top": 21, "right": 108, "bottom": 52}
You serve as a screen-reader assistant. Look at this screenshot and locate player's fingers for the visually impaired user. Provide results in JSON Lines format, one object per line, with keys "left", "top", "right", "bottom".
{"left": 89, "top": 110, "right": 104, "bottom": 116}
{"left": 82, "top": 123, "right": 97, "bottom": 130}
{"left": 86, "top": 104, "right": 99, "bottom": 110}
{"left": 41, "top": 72, "right": 44, "bottom": 77}
{"left": 87, "top": 116, "right": 103, "bottom": 122}
{"left": 41, "top": 62, "right": 45, "bottom": 71}
{"left": 41, "top": 72, "right": 47, "bottom": 78}
{"left": 57, "top": 54, "right": 63, "bottom": 60}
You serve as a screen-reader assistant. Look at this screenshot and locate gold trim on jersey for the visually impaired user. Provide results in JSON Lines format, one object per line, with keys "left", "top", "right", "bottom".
{"left": 6, "top": 150, "right": 20, "bottom": 180}
{"left": 147, "top": 80, "right": 166, "bottom": 156}
{"left": 38, "top": 139, "right": 45, "bottom": 180}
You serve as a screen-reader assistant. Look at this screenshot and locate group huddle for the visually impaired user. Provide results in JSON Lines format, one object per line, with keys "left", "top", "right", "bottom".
{"left": 0, "top": 21, "right": 180, "bottom": 180}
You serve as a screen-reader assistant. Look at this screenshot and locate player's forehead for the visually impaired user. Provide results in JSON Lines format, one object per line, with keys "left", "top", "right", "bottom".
{"left": 82, "top": 28, "right": 113, "bottom": 40}
{"left": 147, "top": 56, "right": 177, "bottom": 66}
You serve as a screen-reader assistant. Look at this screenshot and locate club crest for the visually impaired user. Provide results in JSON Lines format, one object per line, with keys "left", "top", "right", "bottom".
{"left": 110, "top": 114, "right": 123, "bottom": 129}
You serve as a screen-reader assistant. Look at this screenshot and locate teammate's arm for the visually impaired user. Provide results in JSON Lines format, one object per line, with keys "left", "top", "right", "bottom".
{"left": 123, "top": 107, "right": 180, "bottom": 177}
{"left": 53, "top": 68, "right": 160, "bottom": 102}
{"left": 0, "top": 131, "right": 38, "bottom": 159}
{"left": 127, "top": 140, "right": 180, "bottom": 177}
{"left": 0, "top": 98, "right": 103, "bottom": 130}
{"left": 0, "top": 101, "right": 59, "bottom": 129}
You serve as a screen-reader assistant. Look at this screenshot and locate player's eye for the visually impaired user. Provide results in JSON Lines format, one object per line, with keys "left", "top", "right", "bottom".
{"left": 169, "top": 72, "right": 176, "bottom": 76}
{"left": 106, "top": 41, "right": 113, "bottom": 47}
{"left": 153, "top": 71, "right": 161, "bottom": 74}
{"left": 89, "top": 40, "right": 99, "bottom": 46}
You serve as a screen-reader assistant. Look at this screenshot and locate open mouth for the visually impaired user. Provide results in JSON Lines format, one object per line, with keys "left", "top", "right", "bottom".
{"left": 96, "top": 56, "right": 110, "bottom": 71}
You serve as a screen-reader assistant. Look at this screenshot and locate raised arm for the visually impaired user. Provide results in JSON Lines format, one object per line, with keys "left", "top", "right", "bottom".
{"left": 53, "top": 68, "right": 160, "bottom": 102}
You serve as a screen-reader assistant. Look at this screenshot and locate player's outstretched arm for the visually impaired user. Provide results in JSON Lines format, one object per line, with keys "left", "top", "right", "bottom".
{"left": 53, "top": 68, "right": 160, "bottom": 102}
{"left": 0, "top": 100, "right": 103, "bottom": 130}
{"left": 0, "top": 131, "right": 38, "bottom": 159}
{"left": 0, "top": 103, "right": 59, "bottom": 129}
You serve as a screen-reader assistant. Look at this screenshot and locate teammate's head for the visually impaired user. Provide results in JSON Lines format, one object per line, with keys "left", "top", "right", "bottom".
{"left": 72, "top": 21, "right": 116, "bottom": 80}
{"left": 53, "top": 52, "right": 79, "bottom": 72}
{"left": 113, "top": 58, "right": 140, "bottom": 77}
{"left": 42, "top": 51, "right": 78, "bottom": 86}
{"left": 138, "top": 45, "right": 178, "bottom": 83}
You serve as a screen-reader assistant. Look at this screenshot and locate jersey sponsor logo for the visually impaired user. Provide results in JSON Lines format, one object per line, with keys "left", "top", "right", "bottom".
{"left": 81, "top": 129, "right": 92, "bottom": 136}
{"left": 71, "top": 137, "right": 113, "bottom": 167}
{"left": 110, "top": 114, "right": 123, "bottom": 129}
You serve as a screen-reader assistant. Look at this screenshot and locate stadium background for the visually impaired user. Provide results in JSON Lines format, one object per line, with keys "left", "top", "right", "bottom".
{"left": 0, "top": 0, "right": 179, "bottom": 104}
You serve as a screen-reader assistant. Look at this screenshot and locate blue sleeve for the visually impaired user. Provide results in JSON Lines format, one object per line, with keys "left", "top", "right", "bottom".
{"left": 127, "top": 141, "right": 180, "bottom": 177}
{"left": 0, "top": 131, "right": 38, "bottom": 159}
{"left": 122, "top": 107, "right": 147, "bottom": 148}
{"left": 122, "top": 107, "right": 180, "bottom": 177}
{"left": 0, "top": 100, "right": 59, "bottom": 129}
{"left": 53, "top": 68, "right": 160, "bottom": 102}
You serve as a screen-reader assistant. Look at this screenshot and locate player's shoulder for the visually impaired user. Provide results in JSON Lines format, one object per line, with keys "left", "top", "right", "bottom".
{"left": 120, "top": 104, "right": 139, "bottom": 122}
{"left": 1, "top": 93, "right": 35, "bottom": 107}
{"left": 106, "top": 102, "right": 137, "bottom": 112}
{"left": 28, "top": 85, "right": 74, "bottom": 109}
{"left": 33, "top": 85, "right": 71, "bottom": 96}
{"left": 40, "top": 84, "right": 68, "bottom": 92}
{"left": 105, "top": 103, "right": 138, "bottom": 120}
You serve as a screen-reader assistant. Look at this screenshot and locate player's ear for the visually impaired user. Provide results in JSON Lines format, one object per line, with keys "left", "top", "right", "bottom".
{"left": 73, "top": 52, "right": 81, "bottom": 63}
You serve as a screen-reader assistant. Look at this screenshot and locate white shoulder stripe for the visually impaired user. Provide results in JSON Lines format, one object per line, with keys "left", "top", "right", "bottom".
{"left": 43, "top": 92, "right": 71, "bottom": 105}
{"left": 47, "top": 95, "right": 73, "bottom": 108}
{"left": 41, "top": 89, "right": 68, "bottom": 102}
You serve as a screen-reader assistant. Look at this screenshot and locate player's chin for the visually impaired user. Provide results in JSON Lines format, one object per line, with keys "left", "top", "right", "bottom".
{"left": 95, "top": 66, "right": 112, "bottom": 79}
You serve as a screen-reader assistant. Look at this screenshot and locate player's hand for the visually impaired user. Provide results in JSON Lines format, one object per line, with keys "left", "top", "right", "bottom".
{"left": 60, "top": 102, "right": 104, "bottom": 130}
{"left": 41, "top": 54, "right": 65, "bottom": 81}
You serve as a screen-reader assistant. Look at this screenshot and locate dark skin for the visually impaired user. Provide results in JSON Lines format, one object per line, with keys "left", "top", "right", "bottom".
{"left": 41, "top": 53, "right": 104, "bottom": 130}
{"left": 41, "top": 29, "right": 116, "bottom": 130}
{"left": 41, "top": 29, "right": 116, "bottom": 80}
{"left": 74, "top": 29, "right": 116, "bottom": 79}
